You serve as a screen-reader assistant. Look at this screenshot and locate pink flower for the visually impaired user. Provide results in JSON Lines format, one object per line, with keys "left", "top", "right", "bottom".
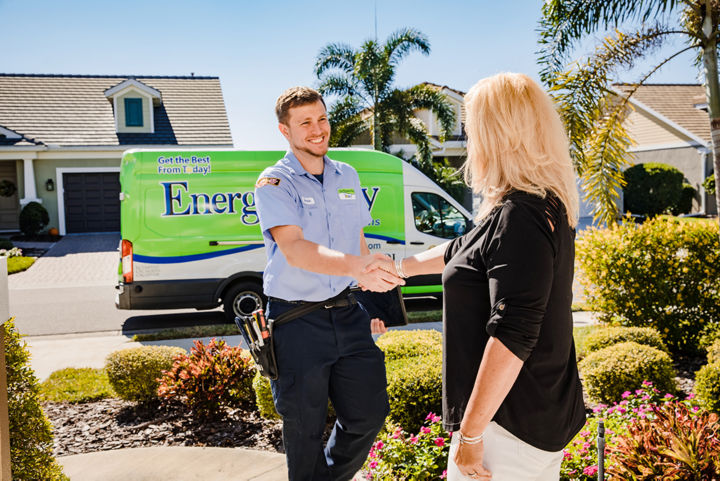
{"left": 375, "top": 441, "right": 384, "bottom": 450}
{"left": 448, "top": 431, "right": 453, "bottom": 438}
{"left": 392, "top": 427, "right": 402, "bottom": 439}
{"left": 432, "top": 415, "right": 442, "bottom": 423}
{"left": 580, "top": 431, "right": 591, "bottom": 437}
{"left": 434, "top": 437, "right": 445, "bottom": 447}
{"left": 621, "top": 391, "right": 631, "bottom": 399}
{"left": 583, "top": 465, "right": 598, "bottom": 476}
{"left": 642, "top": 380, "right": 653, "bottom": 386}
{"left": 692, "top": 406, "right": 700, "bottom": 412}
{"left": 369, "top": 460, "right": 378, "bottom": 469}
{"left": 420, "top": 426, "right": 431, "bottom": 434}
{"left": 635, "top": 389, "right": 644, "bottom": 395}
{"left": 618, "top": 408, "right": 627, "bottom": 414}
{"left": 687, "top": 393, "right": 695, "bottom": 399}
{"left": 441, "top": 470, "right": 447, "bottom": 479}
{"left": 426, "top": 412, "right": 435, "bottom": 420}
{"left": 563, "top": 451, "right": 572, "bottom": 460}
{"left": 582, "top": 442, "right": 591, "bottom": 450}
{"left": 409, "top": 435, "right": 418, "bottom": 444}
{"left": 664, "top": 393, "right": 674, "bottom": 399}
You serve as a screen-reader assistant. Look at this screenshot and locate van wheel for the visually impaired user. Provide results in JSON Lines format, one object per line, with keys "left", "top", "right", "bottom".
{"left": 223, "top": 282, "right": 265, "bottom": 323}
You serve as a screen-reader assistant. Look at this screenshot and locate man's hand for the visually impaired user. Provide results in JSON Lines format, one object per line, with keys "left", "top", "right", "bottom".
{"left": 354, "top": 253, "right": 403, "bottom": 292}
{"left": 454, "top": 440, "right": 492, "bottom": 479}
{"left": 370, "top": 318, "right": 387, "bottom": 334}
{"left": 362, "top": 255, "right": 397, "bottom": 277}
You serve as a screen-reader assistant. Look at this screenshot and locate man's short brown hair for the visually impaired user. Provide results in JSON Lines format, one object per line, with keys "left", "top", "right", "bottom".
{"left": 275, "top": 87, "right": 326, "bottom": 124}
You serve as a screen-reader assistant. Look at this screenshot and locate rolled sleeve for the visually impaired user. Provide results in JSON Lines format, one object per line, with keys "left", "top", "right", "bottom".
{"left": 483, "top": 201, "right": 555, "bottom": 361}
{"left": 254, "top": 172, "right": 300, "bottom": 235}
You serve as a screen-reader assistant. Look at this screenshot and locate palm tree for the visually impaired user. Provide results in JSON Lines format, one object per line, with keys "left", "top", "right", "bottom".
{"left": 538, "top": 0, "right": 720, "bottom": 227}
{"left": 315, "top": 28, "right": 456, "bottom": 167}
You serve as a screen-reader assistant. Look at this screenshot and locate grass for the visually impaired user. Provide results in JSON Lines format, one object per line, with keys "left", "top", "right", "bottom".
{"left": 407, "top": 310, "right": 441, "bottom": 323}
{"left": 132, "top": 323, "right": 239, "bottom": 342}
{"left": 39, "top": 367, "right": 115, "bottom": 403}
{"left": 6, "top": 256, "right": 35, "bottom": 274}
{"left": 573, "top": 324, "right": 601, "bottom": 360}
{"left": 571, "top": 302, "right": 590, "bottom": 312}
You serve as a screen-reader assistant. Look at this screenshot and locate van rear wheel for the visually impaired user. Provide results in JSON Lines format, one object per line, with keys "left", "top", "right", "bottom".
{"left": 223, "top": 282, "right": 265, "bottom": 322}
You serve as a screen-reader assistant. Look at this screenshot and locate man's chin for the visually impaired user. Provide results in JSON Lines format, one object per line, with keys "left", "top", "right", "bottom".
{"left": 300, "top": 144, "right": 329, "bottom": 158}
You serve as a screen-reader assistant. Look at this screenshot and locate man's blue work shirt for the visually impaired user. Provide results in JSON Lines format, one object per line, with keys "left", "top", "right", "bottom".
{"left": 254, "top": 152, "right": 372, "bottom": 302}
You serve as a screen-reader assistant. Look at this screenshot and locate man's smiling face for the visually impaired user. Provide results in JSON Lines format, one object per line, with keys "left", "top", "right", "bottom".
{"left": 279, "top": 100, "right": 331, "bottom": 160}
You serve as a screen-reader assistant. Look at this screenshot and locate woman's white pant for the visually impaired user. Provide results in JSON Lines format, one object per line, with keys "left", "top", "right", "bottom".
{"left": 447, "top": 422, "right": 564, "bottom": 481}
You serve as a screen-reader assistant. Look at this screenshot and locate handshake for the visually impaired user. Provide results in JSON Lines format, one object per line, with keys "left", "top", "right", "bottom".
{"left": 354, "top": 253, "right": 405, "bottom": 293}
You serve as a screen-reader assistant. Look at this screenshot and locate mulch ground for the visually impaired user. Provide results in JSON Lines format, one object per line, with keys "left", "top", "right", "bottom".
{"left": 44, "top": 399, "right": 284, "bottom": 458}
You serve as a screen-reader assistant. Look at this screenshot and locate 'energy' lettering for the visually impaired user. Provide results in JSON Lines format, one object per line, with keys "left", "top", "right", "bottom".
{"left": 160, "top": 182, "right": 258, "bottom": 225}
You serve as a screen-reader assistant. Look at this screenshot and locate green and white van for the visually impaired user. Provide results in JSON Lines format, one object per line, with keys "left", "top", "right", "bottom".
{"left": 115, "top": 148, "right": 472, "bottom": 320}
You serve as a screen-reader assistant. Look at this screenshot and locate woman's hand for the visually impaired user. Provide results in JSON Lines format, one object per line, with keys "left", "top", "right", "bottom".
{"left": 370, "top": 318, "right": 387, "bottom": 334}
{"left": 454, "top": 441, "right": 492, "bottom": 479}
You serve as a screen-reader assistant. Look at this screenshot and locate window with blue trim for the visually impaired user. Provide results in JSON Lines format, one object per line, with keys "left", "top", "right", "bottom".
{"left": 124, "top": 98, "right": 143, "bottom": 127}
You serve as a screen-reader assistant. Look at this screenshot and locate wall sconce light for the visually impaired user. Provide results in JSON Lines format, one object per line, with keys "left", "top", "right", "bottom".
{"left": 45, "top": 179, "right": 55, "bottom": 192}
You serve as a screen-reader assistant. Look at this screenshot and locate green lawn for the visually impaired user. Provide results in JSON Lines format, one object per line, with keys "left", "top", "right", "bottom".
{"left": 39, "top": 367, "right": 115, "bottom": 403}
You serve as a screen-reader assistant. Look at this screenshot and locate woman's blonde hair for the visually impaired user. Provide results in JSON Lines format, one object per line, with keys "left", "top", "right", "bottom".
{"left": 463, "top": 72, "right": 579, "bottom": 227}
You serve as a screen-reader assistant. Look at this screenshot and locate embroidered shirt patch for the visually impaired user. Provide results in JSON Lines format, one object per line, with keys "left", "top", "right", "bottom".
{"left": 337, "top": 188, "right": 356, "bottom": 200}
{"left": 301, "top": 196, "right": 316, "bottom": 205}
{"left": 256, "top": 177, "right": 281, "bottom": 188}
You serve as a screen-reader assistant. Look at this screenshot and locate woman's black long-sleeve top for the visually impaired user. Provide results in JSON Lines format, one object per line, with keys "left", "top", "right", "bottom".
{"left": 441, "top": 190, "right": 586, "bottom": 452}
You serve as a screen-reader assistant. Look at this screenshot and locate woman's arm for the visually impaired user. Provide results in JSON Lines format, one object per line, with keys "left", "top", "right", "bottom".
{"left": 452, "top": 337, "right": 524, "bottom": 477}
{"left": 363, "top": 241, "right": 450, "bottom": 277}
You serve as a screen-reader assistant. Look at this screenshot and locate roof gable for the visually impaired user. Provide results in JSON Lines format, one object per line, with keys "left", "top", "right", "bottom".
{"left": 104, "top": 78, "right": 162, "bottom": 102}
{"left": 614, "top": 84, "right": 710, "bottom": 145}
{"left": 0, "top": 74, "right": 233, "bottom": 147}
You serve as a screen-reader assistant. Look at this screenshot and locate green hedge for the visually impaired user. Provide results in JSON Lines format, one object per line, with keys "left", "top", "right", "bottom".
{"left": 105, "top": 346, "right": 185, "bottom": 402}
{"left": 386, "top": 352, "right": 442, "bottom": 434}
{"left": 4, "top": 319, "right": 68, "bottom": 480}
{"left": 375, "top": 329, "right": 442, "bottom": 361}
{"left": 581, "top": 326, "right": 667, "bottom": 355}
{"left": 623, "top": 163, "right": 693, "bottom": 216}
{"left": 253, "top": 371, "right": 280, "bottom": 420}
{"left": 19, "top": 201, "right": 49, "bottom": 237}
{"left": 40, "top": 367, "right": 114, "bottom": 403}
{"left": 694, "top": 362, "right": 720, "bottom": 413}
{"left": 578, "top": 341, "right": 676, "bottom": 404}
{"left": 576, "top": 217, "right": 720, "bottom": 355}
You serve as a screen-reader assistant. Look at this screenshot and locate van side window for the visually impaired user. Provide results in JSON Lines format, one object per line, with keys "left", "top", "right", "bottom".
{"left": 411, "top": 192, "right": 468, "bottom": 239}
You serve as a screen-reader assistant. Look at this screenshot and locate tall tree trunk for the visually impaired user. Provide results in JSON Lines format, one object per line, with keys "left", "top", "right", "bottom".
{"left": 702, "top": 0, "right": 720, "bottom": 231}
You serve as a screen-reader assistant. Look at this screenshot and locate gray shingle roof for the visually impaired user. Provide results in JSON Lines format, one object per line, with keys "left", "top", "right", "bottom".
{"left": 0, "top": 74, "right": 233, "bottom": 146}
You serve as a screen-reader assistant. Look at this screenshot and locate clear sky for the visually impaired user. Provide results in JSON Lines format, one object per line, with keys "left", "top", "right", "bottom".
{"left": 0, "top": 0, "right": 699, "bottom": 149}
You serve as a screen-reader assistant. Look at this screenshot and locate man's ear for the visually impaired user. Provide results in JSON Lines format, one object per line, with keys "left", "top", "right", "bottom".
{"left": 278, "top": 122, "right": 289, "bottom": 140}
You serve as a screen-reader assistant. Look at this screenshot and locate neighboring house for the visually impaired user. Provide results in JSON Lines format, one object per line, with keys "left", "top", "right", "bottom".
{"left": 0, "top": 74, "right": 233, "bottom": 235}
{"left": 614, "top": 83, "right": 713, "bottom": 214}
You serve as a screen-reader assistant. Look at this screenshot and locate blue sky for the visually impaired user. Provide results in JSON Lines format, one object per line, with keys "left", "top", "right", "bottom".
{"left": 0, "top": 0, "right": 699, "bottom": 149}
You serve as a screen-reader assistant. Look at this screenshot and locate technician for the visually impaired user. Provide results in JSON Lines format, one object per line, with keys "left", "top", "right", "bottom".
{"left": 254, "top": 86, "right": 402, "bottom": 481}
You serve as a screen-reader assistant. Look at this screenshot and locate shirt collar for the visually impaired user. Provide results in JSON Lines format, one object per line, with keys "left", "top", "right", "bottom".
{"left": 282, "top": 151, "right": 342, "bottom": 177}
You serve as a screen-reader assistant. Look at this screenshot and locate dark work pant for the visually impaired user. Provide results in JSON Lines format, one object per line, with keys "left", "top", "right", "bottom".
{"left": 268, "top": 300, "right": 389, "bottom": 481}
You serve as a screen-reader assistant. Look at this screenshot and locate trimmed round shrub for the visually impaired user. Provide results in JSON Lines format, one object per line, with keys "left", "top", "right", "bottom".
{"left": 376, "top": 329, "right": 442, "bottom": 362}
{"left": 252, "top": 371, "right": 280, "bottom": 420}
{"left": 386, "top": 352, "right": 442, "bottom": 434}
{"left": 19, "top": 201, "right": 49, "bottom": 237}
{"left": 694, "top": 362, "right": 720, "bottom": 413}
{"left": 0, "top": 238, "right": 12, "bottom": 250}
{"left": 623, "top": 162, "right": 688, "bottom": 216}
{"left": 676, "top": 183, "right": 696, "bottom": 215}
{"left": 4, "top": 318, "right": 68, "bottom": 480}
{"left": 708, "top": 339, "right": 720, "bottom": 365}
{"left": 576, "top": 217, "right": 720, "bottom": 355}
{"left": 703, "top": 173, "right": 715, "bottom": 196}
{"left": 105, "top": 345, "right": 185, "bottom": 402}
{"left": 582, "top": 326, "right": 667, "bottom": 354}
{"left": 157, "top": 339, "right": 255, "bottom": 418}
{"left": 578, "top": 342, "right": 676, "bottom": 404}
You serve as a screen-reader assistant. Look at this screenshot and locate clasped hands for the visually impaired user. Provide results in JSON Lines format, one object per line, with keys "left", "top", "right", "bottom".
{"left": 354, "top": 253, "right": 402, "bottom": 293}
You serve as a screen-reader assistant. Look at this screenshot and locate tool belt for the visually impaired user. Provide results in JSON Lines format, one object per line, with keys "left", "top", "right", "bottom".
{"left": 234, "top": 288, "right": 357, "bottom": 380}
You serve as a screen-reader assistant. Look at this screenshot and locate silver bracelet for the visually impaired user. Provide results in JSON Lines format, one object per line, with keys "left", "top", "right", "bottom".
{"left": 457, "top": 431, "right": 484, "bottom": 445}
{"left": 394, "top": 258, "right": 408, "bottom": 279}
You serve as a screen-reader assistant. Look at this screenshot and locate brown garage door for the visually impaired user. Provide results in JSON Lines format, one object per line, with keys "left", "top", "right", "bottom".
{"left": 63, "top": 172, "right": 120, "bottom": 233}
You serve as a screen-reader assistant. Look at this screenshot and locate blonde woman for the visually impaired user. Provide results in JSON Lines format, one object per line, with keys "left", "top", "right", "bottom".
{"left": 367, "top": 73, "right": 586, "bottom": 480}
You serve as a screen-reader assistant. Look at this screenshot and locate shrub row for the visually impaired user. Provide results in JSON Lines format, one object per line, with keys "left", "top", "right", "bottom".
{"left": 576, "top": 216, "right": 720, "bottom": 355}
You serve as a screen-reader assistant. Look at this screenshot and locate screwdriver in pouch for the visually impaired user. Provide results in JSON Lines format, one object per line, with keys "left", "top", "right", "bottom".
{"left": 242, "top": 320, "right": 257, "bottom": 350}
{"left": 238, "top": 321, "right": 255, "bottom": 351}
{"left": 254, "top": 309, "right": 271, "bottom": 340}
{"left": 251, "top": 311, "right": 265, "bottom": 347}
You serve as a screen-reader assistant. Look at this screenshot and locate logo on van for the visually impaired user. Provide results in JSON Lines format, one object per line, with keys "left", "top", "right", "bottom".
{"left": 157, "top": 155, "right": 212, "bottom": 176}
{"left": 160, "top": 181, "right": 258, "bottom": 225}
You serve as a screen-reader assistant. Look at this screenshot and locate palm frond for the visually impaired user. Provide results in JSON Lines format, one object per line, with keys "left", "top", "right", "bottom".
{"left": 384, "top": 27, "right": 431, "bottom": 66}
{"left": 315, "top": 43, "right": 356, "bottom": 76}
{"left": 318, "top": 74, "right": 357, "bottom": 98}
{"left": 330, "top": 115, "right": 369, "bottom": 147}
{"left": 405, "top": 85, "right": 456, "bottom": 141}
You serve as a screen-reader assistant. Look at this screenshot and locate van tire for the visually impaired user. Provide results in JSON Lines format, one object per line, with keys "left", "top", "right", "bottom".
{"left": 223, "top": 281, "right": 266, "bottom": 322}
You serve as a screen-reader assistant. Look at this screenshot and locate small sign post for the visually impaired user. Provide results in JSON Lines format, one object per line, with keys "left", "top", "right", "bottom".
{"left": 0, "top": 257, "right": 12, "bottom": 480}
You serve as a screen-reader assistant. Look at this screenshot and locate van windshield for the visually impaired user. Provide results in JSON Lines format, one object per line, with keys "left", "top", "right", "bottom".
{"left": 411, "top": 192, "right": 468, "bottom": 239}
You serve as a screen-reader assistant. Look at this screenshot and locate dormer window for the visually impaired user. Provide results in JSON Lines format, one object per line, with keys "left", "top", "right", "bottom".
{"left": 104, "top": 79, "right": 162, "bottom": 134}
{"left": 124, "top": 98, "right": 144, "bottom": 127}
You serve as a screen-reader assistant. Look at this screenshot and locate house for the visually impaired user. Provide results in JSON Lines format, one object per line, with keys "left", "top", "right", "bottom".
{"left": 613, "top": 84, "right": 713, "bottom": 214}
{"left": 0, "top": 74, "right": 233, "bottom": 235}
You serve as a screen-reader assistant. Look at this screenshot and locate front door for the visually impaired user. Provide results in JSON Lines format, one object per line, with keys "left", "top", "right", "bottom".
{"left": 0, "top": 161, "right": 19, "bottom": 231}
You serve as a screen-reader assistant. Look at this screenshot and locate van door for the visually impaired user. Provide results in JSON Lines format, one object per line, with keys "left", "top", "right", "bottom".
{"left": 403, "top": 186, "right": 471, "bottom": 295}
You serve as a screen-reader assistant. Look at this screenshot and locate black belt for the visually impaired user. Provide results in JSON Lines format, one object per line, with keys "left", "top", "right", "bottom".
{"left": 268, "top": 287, "right": 358, "bottom": 312}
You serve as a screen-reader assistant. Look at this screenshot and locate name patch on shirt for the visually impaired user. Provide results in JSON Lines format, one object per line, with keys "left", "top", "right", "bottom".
{"left": 301, "top": 196, "right": 316, "bottom": 205}
{"left": 337, "top": 188, "right": 356, "bottom": 200}
{"left": 256, "top": 177, "right": 281, "bottom": 188}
